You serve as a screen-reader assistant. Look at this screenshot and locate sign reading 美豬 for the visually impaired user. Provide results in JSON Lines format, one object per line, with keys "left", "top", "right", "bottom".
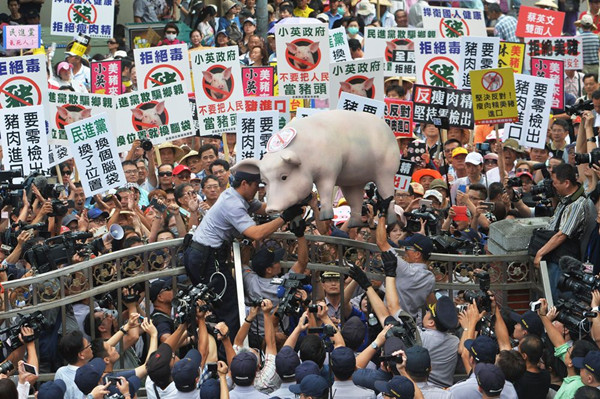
{"left": 531, "top": 57, "right": 564, "bottom": 111}
{"left": 422, "top": 6, "right": 486, "bottom": 38}
{"left": 236, "top": 111, "right": 279, "bottom": 160}
{"left": 329, "top": 58, "right": 384, "bottom": 109}
{"left": 91, "top": 59, "right": 122, "bottom": 95}
{"left": 242, "top": 66, "right": 275, "bottom": 97}
{"left": 50, "top": 0, "right": 114, "bottom": 38}
{"left": 135, "top": 44, "right": 192, "bottom": 94}
{"left": 498, "top": 42, "right": 525, "bottom": 74}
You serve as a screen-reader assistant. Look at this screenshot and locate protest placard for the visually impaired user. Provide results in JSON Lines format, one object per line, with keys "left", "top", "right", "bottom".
{"left": 470, "top": 68, "right": 519, "bottom": 125}
{"left": 50, "top": 0, "right": 114, "bottom": 38}
{"left": 275, "top": 23, "right": 330, "bottom": 98}
{"left": 422, "top": 6, "right": 486, "bottom": 37}
{"left": 236, "top": 111, "right": 279, "bottom": 160}
{"left": 384, "top": 98, "right": 413, "bottom": 138}
{"left": 48, "top": 145, "right": 71, "bottom": 169}
{"left": 295, "top": 107, "right": 326, "bottom": 118}
{"left": 3, "top": 25, "right": 41, "bottom": 50}
{"left": 336, "top": 92, "right": 386, "bottom": 117}
{"left": 91, "top": 60, "right": 122, "bottom": 95}
{"left": 516, "top": 6, "right": 565, "bottom": 38}
{"left": 329, "top": 27, "right": 351, "bottom": 63}
{"left": 414, "top": 38, "right": 461, "bottom": 89}
{"left": 135, "top": 43, "right": 192, "bottom": 94}
{"left": 242, "top": 66, "right": 274, "bottom": 97}
{"left": 244, "top": 96, "right": 291, "bottom": 129}
{"left": 65, "top": 113, "right": 126, "bottom": 197}
{"left": 364, "top": 27, "right": 437, "bottom": 76}
{"left": 191, "top": 46, "right": 245, "bottom": 135}
{"left": 0, "top": 105, "right": 48, "bottom": 175}
{"left": 504, "top": 74, "right": 554, "bottom": 149}
{"left": 113, "top": 82, "right": 194, "bottom": 151}
{"left": 498, "top": 42, "right": 525, "bottom": 74}
{"left": 459, "top": 36, "right": 500, "bottom": 90}
{"left": 412, "top": 84, "right": 474, "bottom": 129}
{"left": 524, "top": 37, "right": 583, "bottom": 70}
{"left": 531, "top": 57, "right": 564, "bottom": 111}
{"left": 0, "top": 55, "right": 47, "bottom": 109}
{"left": 329, "top": 58, "right": 384, "bottom": 108}
{"left": 394, "top": 159, "right": 416, "bottom": 190}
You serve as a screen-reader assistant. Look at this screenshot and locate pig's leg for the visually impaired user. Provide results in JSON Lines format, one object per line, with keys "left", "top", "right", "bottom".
{"left": 375, "top": 174, "right": 397, "bottom": 226}
{"left": 316, "top": 178, "right": 336, "bottom": 220}
{"left": 341, "top": 185, "right": 365, "bottom": 228}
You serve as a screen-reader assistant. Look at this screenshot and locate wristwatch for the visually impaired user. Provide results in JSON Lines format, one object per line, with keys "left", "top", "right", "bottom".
{"left": 592, "top": 306, "right": 600, "bottom": 313}
{"left": 371, "top": 342, "right": 379, "bottom": 350}
{"left": 119, "top": 326, "right": 128, "bottom": 335}
{"left": 588, "top": 137, "right": 597, "bottom": 143}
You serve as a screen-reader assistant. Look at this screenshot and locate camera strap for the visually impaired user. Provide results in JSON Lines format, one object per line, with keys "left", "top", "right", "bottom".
{"left": 153, "top": 383, "right": 161, "bottom": 399}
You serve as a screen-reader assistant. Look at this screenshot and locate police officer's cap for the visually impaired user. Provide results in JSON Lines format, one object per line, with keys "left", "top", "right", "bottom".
{"left": 233, "top": 163, "right": 261, "bottom": 183}
{"left": 428, "top": 295, "right": 458, "bottom": 331}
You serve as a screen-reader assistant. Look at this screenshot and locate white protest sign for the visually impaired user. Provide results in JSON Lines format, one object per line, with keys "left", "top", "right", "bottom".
{"left": 504, "top": 74, "right": 554, "bottom": 149}
{"left": 336, "top": 92, "right": 386, "bottom": 118}
{"left": 235, "top": 111, "right": 279, "bottom": 161}
{"left": 134, "top": 43, "right": 192, "bottom": 94}
{"left": 50, "top": 0, "right": 115, "bottom": 38}
{"left": 329, "top": 27, "right": 351, "bottom": 63}
{"left": 191, "top": 46, "right": 246, "bottom": 135}
{"left": 422, "top": 6, "right": 486, "bottom": 38}
{"left": 275, "top": 23, "right": 330, "bottom": 98}
{"left": 329, "top": 58, "right": 384, "bottom": 109}
{"left": 364, "top": 27, "right": 437, "bottom": 76}
{"left": 48, "top": 145, "right": 72, "bottom": 168}
{"left": 459, "top": 36, "right": 500, "bottom": 90}
{"left": 295, "top": 107, "right": 326, "bottom": 118}
{"left": 0, "top": 55, "right": 47, "bottom": 109}
{"left": 244, "top": 96, "right": 291, "bottom": 129}
{"left": 0, "top": 105, "right": 48, "bottom": 175}
{"left": 414, "top": 38, "right": 461, "bottom": 88}
{"left": 113, "top": 82, "right": 194, "bottom": 151}
{"left": 524, "top": 37, "right": 583, "bottom": 71}
{"left": 65, "top": 113, "right": 126, "bottom": 197}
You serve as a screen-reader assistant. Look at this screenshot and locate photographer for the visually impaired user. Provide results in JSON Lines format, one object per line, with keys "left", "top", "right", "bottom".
{"left": 149, "top": 278, "right": 175, "bottom": 343}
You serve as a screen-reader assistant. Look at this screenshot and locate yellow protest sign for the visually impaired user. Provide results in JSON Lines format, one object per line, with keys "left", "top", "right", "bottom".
{"left": 470, "top": 68, "right": 519, "bottom": 125}
{"left": 70, "top": 42, "right": 87, "bottom": 57}
{"left": 498, "top": 42, "right": 525, "bottom": 74}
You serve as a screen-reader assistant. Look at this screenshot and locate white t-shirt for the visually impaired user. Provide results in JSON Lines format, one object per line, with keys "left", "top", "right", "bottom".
{"left": 145, "top": 379, "right": 179, "bottom": 399}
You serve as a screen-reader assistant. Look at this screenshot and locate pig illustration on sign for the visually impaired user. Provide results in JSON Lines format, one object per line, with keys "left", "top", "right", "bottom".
{"left": 340, "top": 77, "right": 375, "bottom": 98}
{"left": 286, "top": 41, "right": 320, "bottom": 70}
{"left": 131, "top": 101, "right": 166, "bottom": 128}
{"left": 385, "top": 39, "right": 414, "bottom": 62}
{"left": 202, "top": 67, "right": 232, "bottom": 101}
{"left": 232, "top": 110, "right": 400, "bottom": 227}
{"left": 57, "top": 106, "right": 92, "bottom": 125}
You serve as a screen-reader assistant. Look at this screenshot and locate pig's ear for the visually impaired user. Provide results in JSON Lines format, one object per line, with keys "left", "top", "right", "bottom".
{"left": 57, "top": 106, "right": 68, "bottom": 119}
{"left": 231, "top": 159, "right": 261, "bottom": 176}
{"left": 80, "top": 108, "right": 92, "bottom": 118}
{"left": 363, "top": 77, "right": 374, "bottom": 90}
{"left": 131, "top": 108, "right": 144, "bottom": 119}
{"left": 339, "top": 81, "right": 352, "bottom": 92}
{"left": 280, "top": 149, "right": 301, "bottom": 166}
{"left": 222, "top": 67, "right": 232, "bottom": 80}
{"left": 406, "top": 39, "right": 414, "bottom": 51}
{"left": 154, "top": 101, "right": 165, "bottom": 114}
{"left": 286, "top": 42, "right": 298, "bottom": 53}
{"left": 308, "top": 42, "right": 320, "bottom": 52}
{"left": 202, "top": 70, "right": 213, "bottom": 83}
{"left": 385, "top": 41, "right": 398, "bottom": 51}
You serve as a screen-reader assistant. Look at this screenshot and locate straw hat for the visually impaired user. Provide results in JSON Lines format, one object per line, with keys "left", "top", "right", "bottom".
{"left": 534, "top": 0, "right": 558, "bottom": 10}
{"left": 157, "top": 142, "right": 185, "bottom": 162}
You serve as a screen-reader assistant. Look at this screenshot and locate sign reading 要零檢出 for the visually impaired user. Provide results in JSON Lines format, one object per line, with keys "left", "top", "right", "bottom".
{"left": 236, "top": 110, "right": 279, "bottom": 161}
{"left": 329, "top": 58, "right": 384, "bottom": 109}
{"left": 135, "top": 43, "right": 192, "bottom": 94}
{"left": 50, "top": 0, "right": 114, "bottom": 38}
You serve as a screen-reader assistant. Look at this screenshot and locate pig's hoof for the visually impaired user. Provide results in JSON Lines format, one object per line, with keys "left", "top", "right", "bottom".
{"left": 320, "top": 209, "right": 334, "bottom": 220}
{"left": 347, "top": 218, "right": 363, "bottom": 228}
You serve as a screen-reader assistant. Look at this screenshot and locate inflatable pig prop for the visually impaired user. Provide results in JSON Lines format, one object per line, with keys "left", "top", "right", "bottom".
{"left": 233, "top": 110, "right": 400, "bottom": 227}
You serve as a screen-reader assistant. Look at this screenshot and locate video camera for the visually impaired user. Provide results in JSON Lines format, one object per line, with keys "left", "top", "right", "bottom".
{"left": 574, "top": 148, "right": 600, "bottom": 167}
{"left": 558, "top": 269, "right": 600, "bottom": 305}
{"left": 308, "top": 325, "right": 337, "bottom": 337}
{"left": 555, "top": 298, "right": 596, "bottom": 339}
{"left": 464, "top": 271, "right": 492, "bottom": 313}
{"left": 0, "top": 169, "right": 24, "bottom": 209}
{"left": 566, "top": 99, "right": 594, "bottom": 116}
{"left": 385, "top": 315, "right": 418, "bottom": 349}
{"left": 431, "top": 233, "right": 481, "bottom": 255}
{"left": 23, "top": 231, "right": 96, "bottom": 274}
{"left": 173, "top": 281, "right": 219, "bottom": 324}
{"left": 362, "top": 182, "right": 378, "bottom": 216}
{"left": 0, "top": 311, "right": 49, "bottom": 351}
{"left": 271, "top": 272, "right": 312, "bottom": 319}
{"left": 404, "top": 202, "right": 439, "bottom": 235}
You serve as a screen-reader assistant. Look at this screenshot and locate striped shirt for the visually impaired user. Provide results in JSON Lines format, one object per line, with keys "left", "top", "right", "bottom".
{"left": 494, "top": 14, "right": 518, "bottom": 43}
{"left": 579, "top": 31, "right": 600, "bottom": 65}
{"left": 548, "top": 190, "right": 587, "bottom": 238}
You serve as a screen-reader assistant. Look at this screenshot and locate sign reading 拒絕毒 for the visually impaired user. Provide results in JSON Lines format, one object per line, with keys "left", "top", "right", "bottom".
{"left": 414, "top": 38, "right": 461, "bottom": 89}
{"left": 135, "top": 43, "right": 192, "bottom": 94}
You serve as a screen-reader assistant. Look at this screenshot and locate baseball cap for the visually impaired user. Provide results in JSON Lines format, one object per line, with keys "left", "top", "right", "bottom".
{"left": 465, "top": 152, "right": 484, "bottom": 165}
{"left": 244, "top": 17, "right": 256, "bottom": 25}
{"left": 289, "top": 374, "right": 330, "bottom": 396}
{"left": 57, "top": 61, "right": 73, "bottom": 73}
{"left": 200, "top": 378, "right": 220, "bottom": 398}
{"left": 383, "top": 336, "right": 406, "bottom": 356}
{"left": 316, "top": 13, "right": 330, "bottom": 22}
{"left": 374, "top": 375, "right": 415, "bottom": 398}
{"left": 428, "top": 295, "right": 458, "bottom": 331}
{"left": 517, "top": 171, "right": 534, "bottom": 181}
{"left": 233, "top": 162, "right": 261, "bottom": 183}
{"left": 114, "top": 50, "right": 128, "bottom": 58}
{"left": 572, "top": 351, "right": 600, "bottom": 379}
{"left": 397, "top": 233, "right": 433, "bottom": 259}
{"left": 452, "top": 147, "right": 468, "bottom": 158}
{"left": 484, "top": 153, "right": 499, "bottom": 161}
{"left": 342, "top": 316, "right": 367, "bottom": 350}
{"left": 510, "top": 310, "right": 544, "bottom": 337}
{"left": 406, "top": 346, "right": 431, "bottom": 377}
{"left": 146, "top": 343, "right": 174, "bottom": 389}
{"left": 276, "top": 346, "right": 301, "bottom": 380}
{"left": 424, "top": 189, "right": 443, "bottom": 204}
{"left": 295, "top": 360, "right": 320, "bottom": 383}
{"left": 251, "top": 242, "right": 285, "bottom": 277}
{"left": 464, "top": 335, "right": 499, "bottom": 364}
{"left": 575, "top": 14, "right": 597, "bottom": 28}
{"left": 475, "top": 363, "right": 505, "bottom": 397}
{"left": 38, "top": 380, "right": 67, "bottom": 399}
{"left": 409, "top": 182, "right": 424, "bottom": 196}
{"left": 330, "top": 347, "right": 356, "bottom": 377}
{"left": 88, "top": 207, "right": 109, "bottom": 220}
{"left": 173, "top": 164, "right": 191, "bottom": 176}
{"left": 230, "top": 351, "right": 258, "bottom": 385}
{"left": 75, "top": 358, "right": 106, "bottom": 395}
{"left": 172, "top": 349, "right": 202, "bottom": 392}
{"left": 429, "top": 178, "right": 448, "bottom": 193}
{"left": 149, "top": 277, "right": 172, "bottom": 302}
{"left": 62, "top": 214, "right": 78, "bottom": 227}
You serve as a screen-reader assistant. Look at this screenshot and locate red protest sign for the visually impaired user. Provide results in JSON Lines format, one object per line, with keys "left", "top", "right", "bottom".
{"left": 384, "top": 98, "right": 413, "bottom": 138}
{"left": 516, "top": 6, "right": 565, "bottom": 38}
{"left": 531, "top": 57, "right": 564, "bottom": 111}
{"left": 91, "top": 60, "right": 122, "bottom": 95}
{"left": 242, "top": 66, "right": 274, "bottom": 97}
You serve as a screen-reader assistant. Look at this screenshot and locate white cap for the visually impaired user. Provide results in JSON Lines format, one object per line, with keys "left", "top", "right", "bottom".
{"left": 424, "top": 190, "right": 443, "bottom": 204}
{"left": 114, "top": 50, "right": 128, "bottom": 58}
{"left": 465, "top": 152, "right": 484, "bottom": 165}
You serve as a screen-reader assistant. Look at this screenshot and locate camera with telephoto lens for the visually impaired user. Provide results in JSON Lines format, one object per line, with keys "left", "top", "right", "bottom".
{"left": 0, "top": 360, "right": 14, "bottom": 375}
{"left": 385, "top": 314, "right": 418, "bottom": 349}
{"left": 404, "top": 203, "right": 439, "bottom": 235}
{"left": 0, "top": 311, "right": 49, "bottom": 351}
{"left": 566, "top": 99, "right": 594, "bottom": 116}
{"left": 245, "top": 298, "right": 264, "bottom": 307}
{"left": 0, "top": 169, "right": 24, "bottom": 210}
{"left": 271, "top": 272, "right": 312, "bottom": 319}
{"left": 173, "top": 282, "right": 218, "bottom": 324}
{"left": 506, "top": 177, "right": 522, "bottom": 188}
{"left": 431, "top": 233, "right": 481, "bottom": 255}
{"left": 308, "top": 325, "right": 337, "bottom": 337}
{"left": 24, "top": 231, "right": 96, "bottom": 274}
{"left": 555, "top": 298, "right": 595, "bottom": 338}
{"left": 362, "top": 182, "right": 378, "bottom": 216}
{"left": 464, "top": 271, "right": 492, "bottom": 313}
{"left": 574, "top": 148, "right": 600, "bottom": 167}
{"left": 558, "top": 270, "right": 600, "bottom": 304}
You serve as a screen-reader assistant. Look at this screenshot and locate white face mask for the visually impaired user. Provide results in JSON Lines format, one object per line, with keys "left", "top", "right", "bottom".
{"left": 165, "top": 33, "right": 176, "bottom": 41}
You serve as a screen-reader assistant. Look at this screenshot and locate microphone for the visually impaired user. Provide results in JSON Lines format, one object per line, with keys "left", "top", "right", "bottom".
{"left": 559, "top": 256, "right": 582, "bottom": 271}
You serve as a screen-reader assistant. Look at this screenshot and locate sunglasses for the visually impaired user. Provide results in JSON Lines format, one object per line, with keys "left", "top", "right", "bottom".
{"left": 165, "top": 30, "right": 177, "bottom": 34}
{"left": 107, "top": 40, "right": 117, "bottom": 44}
{"left": 158, "top": 171, "right": 173, "bottom": 177}
{"left": 62, "top": 170, "right": 72, "bottom": 175}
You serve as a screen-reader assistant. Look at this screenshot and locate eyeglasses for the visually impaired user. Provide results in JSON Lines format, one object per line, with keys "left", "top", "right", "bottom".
{"left": 158, "top": 171, "right": 173, "bottom": 177}
{"left": 79, "top": 343, "right": 92, "bottom": 352}
{"left": 62, "top": 170, "right": 72, "bottom": 175}
{"left": 124, "top": 169, "right": 138, "bottom": 174}
{"left": 484, "top": 159, "right": 498, "bottom": 164}
{"left": 107, "top": 40, "right": 117, "bottom": 44}
{"left": 203, "top": 184, "right": 219, "bottom": 190}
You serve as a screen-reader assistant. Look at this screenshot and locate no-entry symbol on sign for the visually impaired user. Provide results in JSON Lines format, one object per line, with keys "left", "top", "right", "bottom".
{"left": 0, "top": 76, "right": 42, "bottom": 108}
{"left": 481, "top": 71, "right": 503, "bottom": 92}
{"left": 67, "top": 4, "right": 97, "bottom": 24}
{"left": 439, "top": 18, "right": 470, "bottom": 37}
{"left": 144, "top": 64, "right": 184, "bottom": 89}
{"left": 422, "top": 57, "right": 458, "bottom": 88}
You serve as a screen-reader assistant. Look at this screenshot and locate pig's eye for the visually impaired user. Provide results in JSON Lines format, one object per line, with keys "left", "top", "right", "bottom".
{"left": 281, "top": 175, "right": 288, "bottom": 181}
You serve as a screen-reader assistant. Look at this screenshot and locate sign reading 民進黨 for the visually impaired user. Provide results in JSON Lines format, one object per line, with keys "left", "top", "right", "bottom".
{"left": 2, "top": 25, "right": 41, "bottom": 50}
{"left": 91, "top": 59, "right": 122, "bottom": 95}
{"left": 50, "top": 0, "right": 114, "bottom": 38}
{"left": 135, "top": 43, "right": 192, "bottom": 94}
{"left": 531, "top": 57, "right": 564, "bottom": 111}
{"left": 384, "top": 98, "right": 413, "bottom": 138}
{"left": 236, "top": 110, "right": 279, "bottom": 160}
{"left": 192, "top": 46, "right": 246, "bottom": 135}
{"left": 242, "top": 66, "right": 274, "bottom": 97}
{"left": 504, "top": 74, "right": 553, "bottom": 149}
{"left": 0, "top": 105, "right": 48, "bottom": 176}
{"left": 0, "top": 55, "right": 47, "bottom": 109}
{"left": 412, "top": 84, "right": 474, "bottom": 129}
{"left": 329, "top": 27, "right": 352, "bottom": 63}
{"left": 65, "top": 112, "right": 126, "bottom": 197}
{"left": 516, "top": 6, "right": 565, "bottom": 38}
{"left": 524, "top": 37, "right": 583, "bottom": 71}
{"left": 363, "top": 27, "right": 437, "bottom": 76}
{"left": 244, "top": 96, "right": 291, "bottom": 129}
{"left": 498, "top": 42, "right": 525, "bottom": 74}
{"left": 459, "top": 36, "right": 500, "bottom": 90}
{"left": 414, "top": 38, "right": 461, "bottom": 89}
{"left": 422, "top": 6, "right": 486, "bottom": 38}
{"left": 275, "top": 23, "right": 330, "bottom": 98}
{"left": 336, "top": 92, "right": 386, "bottom": 118}
{"left": 470, "top": 68, "right": 519, "bottom": 125}
{"left": 329, "top": 58, "right": 384, "bottom": 109}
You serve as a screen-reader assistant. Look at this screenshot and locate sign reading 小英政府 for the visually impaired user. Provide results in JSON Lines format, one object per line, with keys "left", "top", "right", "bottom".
{"left": 50, "top": 0, "right": 114, "bottom": 38}
{"left": 470, "top": 68, "right": 519, "bottom": 125}
{"left": 236, "top": 111, "right": 279, "bottom": 161}
{"left": 135, "top": 44, "right": 192, "bottom": 94}
{"left": 329, "top": 58, "right": 384, "bottom": 109}
{"left": 412, "top": 84, "right": 474, "bottom": 129}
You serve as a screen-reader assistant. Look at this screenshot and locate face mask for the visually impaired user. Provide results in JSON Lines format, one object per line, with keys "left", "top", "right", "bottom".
{"left": 348, "top": 26, "right": 359, "bottom": 35}
{"left": 165, "top": 33, "right": 176, "bottom": 41}
{"left": 337, "top": 6, "right": 345, "bottom": 15}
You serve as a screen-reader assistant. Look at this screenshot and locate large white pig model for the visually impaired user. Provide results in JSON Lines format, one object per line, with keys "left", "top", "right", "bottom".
{"left": 233, "top": 110, "right": 400, "bottom": 227}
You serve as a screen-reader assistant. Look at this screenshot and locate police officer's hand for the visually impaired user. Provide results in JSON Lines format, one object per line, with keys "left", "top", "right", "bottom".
{"left": 281, "top": 204, "right": 303, "bottom": 222}
{"left": 289, "top": 218, "right": 306, "bottom": 237}
{"left": 381, "top": 251, "right": 397, "bottom": 278}
{"left": 348, "top": 265, "right": 372, "bottom": 290}
{"left": 376, "top": 194, "right": 393, "bottom": 217}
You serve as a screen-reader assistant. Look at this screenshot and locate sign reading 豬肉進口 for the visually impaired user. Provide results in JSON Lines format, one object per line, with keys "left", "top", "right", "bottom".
{"left": 135, "top": 44, "right": 192, "bottom": 94}
{"left": 50, "top": 0, "right": 114, "bottom": 38}
{"left": 236, "top": 111, "right": 279, "bottom": 161}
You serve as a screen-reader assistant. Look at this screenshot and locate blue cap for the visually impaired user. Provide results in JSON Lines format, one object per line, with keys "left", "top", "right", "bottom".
{"left": 172, "top": 349, "right": 202, "bottom": 392}
{"left": 251, "top": 242, "right": 285, "bottom": 277}
{"left": 149, "top": 277, "right": 172, "bottom": 302}
{"left": 374, "top": 375, "right": 415, "bottom": 398}
{"left": 230, "top": 352, "right": 258, "bottom": 385}
{"left": 330, "top": 347, "right": 356, "bottom": 378}
{"left": 406, "top": 346, "right": 431, "bottom": 377}
{"left": 276, "top": 345, "right": 300, "bottom": 380}
{"left": 573, "top": 350, "right": 600, "bottom": 379}
{"left": 464, "top": 336, "right": 498, "bottom": 364}
{"left": 295, "top": 360, "right": 320, "bottom": 383}
{"left": 75, "top": 358, "right": 106, "bottom": 395}
{"left": 88, "top": 207, "right": 109, "bottom": 220}
{"left": 429, "top": 295, "right": 458, "bottom": 331}
{"left": 341, "top": 316, "right": 366, "bottom": 350}
{"left": 289, "top": 374, "right": 329, "bottom": 396}
{"left": 475, "top": 363, "right": 505, "bottom": 396}
{"left": 397, "top": 233, "right": 433, "bottom": 258}
{"left": 200, "top": 378, "right": 220, "bottom": 399}
{"left": 38, "top": 380, "right": 67, "bottom": 399}
{"left": 510, "top": 310, "right": 544, "bottom": 338}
